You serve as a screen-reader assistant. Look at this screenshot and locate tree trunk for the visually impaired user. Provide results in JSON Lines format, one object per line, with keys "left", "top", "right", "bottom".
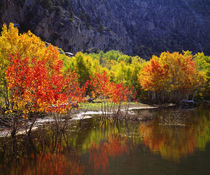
{"left": 3, "top": 79, "right": 9, "bottom": 109}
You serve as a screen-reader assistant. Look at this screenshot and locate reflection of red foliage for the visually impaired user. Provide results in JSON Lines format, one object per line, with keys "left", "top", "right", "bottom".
{"left": 19, "top": 153, "right": 85, "bottom": 175}
{"left": 89, "top": 135, "right": 133, "bottom": 173}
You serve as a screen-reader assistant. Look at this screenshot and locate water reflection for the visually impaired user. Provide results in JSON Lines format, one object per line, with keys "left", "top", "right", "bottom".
{"left": 0, "top": 131, "right": 85, "bottom": 175}
{"left": 89, "top": 134, "right": 133, "bottom": 173}
{"left": 139, "top": 107, "right": 210, "bottom": 161}
{"left": 13, "top": 153, "right": 85, "bottom": 175}
{"left": 0, "top": 118, "right": 140, "bottom": 175}
{"left": 0, "top": 106, "right": 209, "bottom": 175}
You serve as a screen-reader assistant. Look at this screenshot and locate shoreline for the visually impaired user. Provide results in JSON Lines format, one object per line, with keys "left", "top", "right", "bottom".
{"left": 0, "top": 103, "right": 176, "bottom": 138}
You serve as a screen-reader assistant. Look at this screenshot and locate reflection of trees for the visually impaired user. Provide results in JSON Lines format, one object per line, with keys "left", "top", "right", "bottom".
{"left": 16, "top": 153, "right": 85, "bottom": 175}
{"left": 69, "top": 118, "right": 141, "bottom": 153}
{"left": 139, "top": 122, "right": 196, "bottom": 161}
{"left": 89, "top": 135, "right": 133, "bottom": 174}
{"left": 0, "top": 127, "right": 85, "bottom": 175}
{"left": 0, "top": 118, "right": 141, "bottom": 175}
{"left": 139, "top": 107, "right": 210, "bottom": 161}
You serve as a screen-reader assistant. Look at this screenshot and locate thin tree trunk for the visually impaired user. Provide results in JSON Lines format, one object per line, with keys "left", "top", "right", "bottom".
{"left": 3, "top": 79, "right": 9, "bottom": 109}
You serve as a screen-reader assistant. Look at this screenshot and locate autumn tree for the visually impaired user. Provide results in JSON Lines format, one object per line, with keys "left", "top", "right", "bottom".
{"left": 110, "top": 57, "right": 145, "bottom": 98}
{"left": 6, "top": 54, "right": 86, "bottom": 136}
{"left": 0, "top": 23, "right": 65, "bottom": 109}
{"left": 0, "top": 25, "right": 88, "bottom": 135}
{"left": 89, "top": 71, "right": 135, "bottom": 114}
{"left": 87, "top": 51, "right": 145, "bottom": 98}
{"left": 193, "top": 52, "right": 210, "bottom": 99}
{"left": 63, "top": 52, "right": 102, "bottom": 87}
{"left": 139, "top": 52, "right": 206, "bottom": 103}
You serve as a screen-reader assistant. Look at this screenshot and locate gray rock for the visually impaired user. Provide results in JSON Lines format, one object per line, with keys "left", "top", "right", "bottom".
{"left": 0, "top": 0, "right": 210, "bottom": 58}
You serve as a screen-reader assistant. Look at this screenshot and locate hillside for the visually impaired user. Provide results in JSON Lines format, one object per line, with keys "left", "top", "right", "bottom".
{"left": 0, "top": 0, "right": 210, "bottom": 58}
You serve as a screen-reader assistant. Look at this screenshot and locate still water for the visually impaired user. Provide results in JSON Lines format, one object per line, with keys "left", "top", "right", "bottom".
{"left": 0, "top": 106, "right": 210, "bottom": 175}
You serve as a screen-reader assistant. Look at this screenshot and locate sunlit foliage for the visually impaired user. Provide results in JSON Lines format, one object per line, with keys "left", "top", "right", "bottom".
{"left": 0, "top": 23, "right": 66, "bottom": 109}
{"left": 87, "top": 50, "right": 145, "bottom": 98}
{"left": 139, "top": 52, "right": 206, "bottom": 103}
{"left": 193, "top": 52, "right": 210, "bottom": 99}
{"left": 0, "top": 22, "right": 209, "bottom": 114}
{"left": 89, "top": 71, "right": 135, "bottom": 103}
{"left": 0, "top": 23, "right": 86, "bottom": 116}
{"left": 62, "top": 52, "right": 103, "bottom": 86}
{"left": 6, "top": 54, "right": 86, "bottom": 115}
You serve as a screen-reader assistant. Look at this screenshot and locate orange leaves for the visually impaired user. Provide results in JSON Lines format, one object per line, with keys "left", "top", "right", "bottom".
{"left": 2, "top": 23, "right": 88, "bottom": 115}
{"left": 139, "top": 52, "right": 206, "bottom": 98}
{"left": 140, "top": 57, "right": 169, "bottom": 92}
{"left": 63, "top": 71, "right": 87, "bottom": 103}
{"left": 6, "top": 54, "right": 86, "bottom": 115}
{"left": 109, "top": 83, "right": 132, "bottom": 103}
{"left": 89, "top": 71, "right": 134, "bottom": 103}
{"left": 6, "top": 54, "right": 54, "bottom": 112}
{"left": 89, "top": 71, "right": 109, "bottom": 97}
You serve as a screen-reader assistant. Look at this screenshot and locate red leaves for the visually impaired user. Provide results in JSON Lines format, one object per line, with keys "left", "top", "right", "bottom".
{"left": 6, "top": 54, "right": 86, "bottom": 114}
{"left": 89, "top": 71, "right": 134, "bottom": 103}
{"left": 6, "top": 53, "right": 132, "bottom": 116}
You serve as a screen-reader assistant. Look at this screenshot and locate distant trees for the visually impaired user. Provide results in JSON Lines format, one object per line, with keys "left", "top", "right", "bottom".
{"left": 193, "top": 52, "right": 210, "bottom": 99}
{"left": 87, "top": 50, "right": 145, "bottom": 99}
{"left": 60, "top": 49, "right": 209, "bottom": 104}
{"left": 63, "top": 52, "right": 101, "bottom": 86}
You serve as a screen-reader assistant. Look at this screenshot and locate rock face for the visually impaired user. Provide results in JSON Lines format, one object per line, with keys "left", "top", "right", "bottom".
{"left": 0, "top": 0, "right": 210, "bottom": 58}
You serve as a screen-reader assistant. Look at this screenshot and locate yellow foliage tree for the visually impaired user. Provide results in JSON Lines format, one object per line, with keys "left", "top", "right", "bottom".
{"left": 139, "top": 52, "right": 206, "bottom": 103}
{"left": 0, "top": 23, "right": 63, "bottom": 108}
{"left": 63, "top": 52, "right": 105, "bottom": 86}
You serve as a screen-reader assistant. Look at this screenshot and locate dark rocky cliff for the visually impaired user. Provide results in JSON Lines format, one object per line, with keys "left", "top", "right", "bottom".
{"left": 0, "top": 0, "right": 210, "bottom": 58}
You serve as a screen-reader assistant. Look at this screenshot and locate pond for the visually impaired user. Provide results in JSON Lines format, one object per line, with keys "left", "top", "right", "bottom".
{"left": 0, "top": 105, "right": 210, "bottom": 175}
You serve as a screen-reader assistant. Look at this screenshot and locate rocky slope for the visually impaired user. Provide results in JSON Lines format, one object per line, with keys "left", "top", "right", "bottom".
{"left": 0, "top": 0, "right": 210, "bottom": 58}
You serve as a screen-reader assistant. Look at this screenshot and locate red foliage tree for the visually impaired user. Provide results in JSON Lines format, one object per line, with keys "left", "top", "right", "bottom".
{"left": 6, "top": 54, "right": 86, "bottom": 115}
{"left": 89, "top": 71, "right": 134, "bottom": 104}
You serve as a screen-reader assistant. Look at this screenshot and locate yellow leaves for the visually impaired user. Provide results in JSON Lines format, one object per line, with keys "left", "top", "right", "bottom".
{"left": 5, "top": 110, "right": 13, "bottom": 114}
{"left": 139, "top": 51, "right": 206, "bottom": 98}
{"left": 22, "top": 114, "right": 28, "bottom": 120}
{"left": 0, "top": 23, "right": 60, "bottom": 73}
{"left": 91, "top": 91, "right": 96, "bottom": 99}
{"left": 0, "top": 23, "right": 47, "bottom": 92}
